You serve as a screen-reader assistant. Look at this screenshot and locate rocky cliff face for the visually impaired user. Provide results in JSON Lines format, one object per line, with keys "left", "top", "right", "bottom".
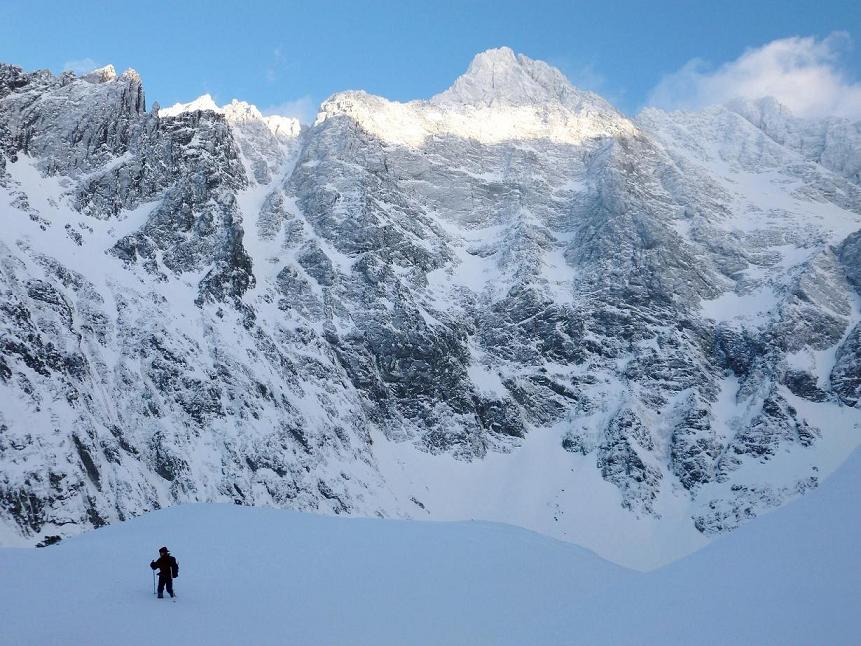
{"left": 1, "top": 48, "right": 859, "bottom": 569}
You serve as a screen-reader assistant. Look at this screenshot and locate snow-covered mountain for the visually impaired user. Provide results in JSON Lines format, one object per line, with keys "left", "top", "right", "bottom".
{"left": 1, "top": 47, "right": 859, "bottom": 569}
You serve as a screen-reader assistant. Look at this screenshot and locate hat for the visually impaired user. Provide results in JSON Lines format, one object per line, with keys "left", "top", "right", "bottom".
{"left": 159, "top": 546, "right": 169, "bottom": 554}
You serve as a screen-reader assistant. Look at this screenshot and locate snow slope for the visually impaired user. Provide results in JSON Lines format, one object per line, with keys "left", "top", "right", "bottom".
{"left": 2, "top": 447, "right": 860, "bottom": 645}
{"left": 0, "top": 504, "right": 630, "bottom": 646}
{"left": 585, "top": 446, "right": 861, "bottom": 645}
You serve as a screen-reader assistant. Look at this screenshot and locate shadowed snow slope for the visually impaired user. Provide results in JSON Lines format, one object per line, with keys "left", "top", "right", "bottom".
{"left": 2, "top": 447, "right": 860, "bottom": 646}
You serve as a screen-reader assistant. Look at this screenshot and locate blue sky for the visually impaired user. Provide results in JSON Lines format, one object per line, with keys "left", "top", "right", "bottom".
{"left": 2, "top": 0, "right": 860, "bottom": 120}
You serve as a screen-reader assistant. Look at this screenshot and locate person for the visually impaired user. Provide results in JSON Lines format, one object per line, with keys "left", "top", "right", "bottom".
{"left": 150, "top": 546, "right": 179, "bottom": 599}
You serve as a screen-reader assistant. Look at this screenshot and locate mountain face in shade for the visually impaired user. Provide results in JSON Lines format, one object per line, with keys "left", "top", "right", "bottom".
{"left": 0, "top": 50, "right": 859, "bottom": 569}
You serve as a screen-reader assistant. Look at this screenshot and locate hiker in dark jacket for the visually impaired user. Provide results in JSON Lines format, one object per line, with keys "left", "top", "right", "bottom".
{"left": 150, "top": 546, "right": 179, "bottom": 598}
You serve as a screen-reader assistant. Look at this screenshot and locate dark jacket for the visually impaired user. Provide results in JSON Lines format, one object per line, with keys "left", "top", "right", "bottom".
{"left": 150, "top": 553, "right": 179, "bottom": 579}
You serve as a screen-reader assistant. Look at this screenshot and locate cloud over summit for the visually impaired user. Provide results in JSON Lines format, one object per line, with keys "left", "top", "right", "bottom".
{"left": 648, "top": 33, "right": 861, "bottom": 120}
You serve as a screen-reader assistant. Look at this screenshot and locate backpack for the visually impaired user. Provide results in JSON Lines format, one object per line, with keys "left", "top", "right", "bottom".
{"left": 171, "top": 557, "right": 179, "bottom": 579}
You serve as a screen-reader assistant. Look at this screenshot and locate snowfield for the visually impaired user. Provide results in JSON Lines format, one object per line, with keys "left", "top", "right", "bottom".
{"left": 3, "top": 446, "right": 860, "bottom": 645}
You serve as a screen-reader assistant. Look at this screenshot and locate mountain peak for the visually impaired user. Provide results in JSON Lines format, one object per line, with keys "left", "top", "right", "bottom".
{"left": 158, "top": 93, "right": 222, "bottom": 117}
{"left": 317, "top": 48, "right": 633, "bottom": 147}
{"left": 156, "top": 94, "right": 301, "bottom": 140}
{"left": 82, "top": 64, "right": 117, "bottom": 84}
{"left": 432, "top": 47, "right": 599, "bottom": 111}
{"left": 223, "top": 100, "right": 302, "bottom": 138}
{"left": 470, "top": 46, "right": 519, "bottom": 68}
{"left": 223, "top": 98, "right": 264, "bottom": 123}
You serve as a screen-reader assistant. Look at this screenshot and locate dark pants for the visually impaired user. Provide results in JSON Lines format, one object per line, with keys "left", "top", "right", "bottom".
{"left": 157, "top": 574, "right": 174, "bottom": 598}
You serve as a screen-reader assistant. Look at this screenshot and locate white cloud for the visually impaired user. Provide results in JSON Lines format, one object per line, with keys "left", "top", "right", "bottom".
{"left": 647, "top": 32, "right": 861, "bottom": 120}
{"left": 262, "top": 96, "right": 317, "bottom": 124}
{"left": 265, "top": 45, "right": 287, "bottom": 84}
{"left": 62, "top": 58, "right": 101, "bottom": 75}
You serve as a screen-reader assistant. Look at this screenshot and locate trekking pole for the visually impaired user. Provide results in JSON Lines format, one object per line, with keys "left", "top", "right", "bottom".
{"left": 153, "top": 569, "right": 156, "bottom": 595}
